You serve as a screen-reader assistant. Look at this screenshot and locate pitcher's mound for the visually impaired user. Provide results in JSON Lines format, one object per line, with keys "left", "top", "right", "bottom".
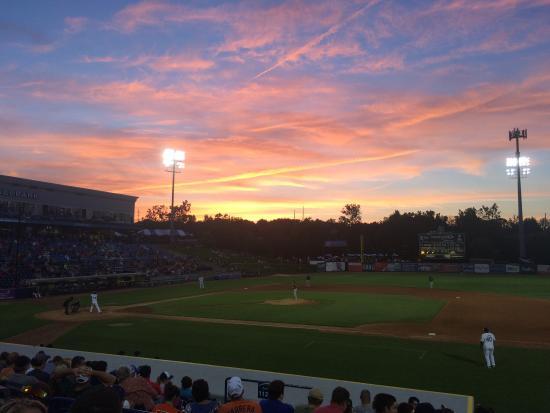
{"left": 264, "top": 298, "right": 317, "bottom": 306}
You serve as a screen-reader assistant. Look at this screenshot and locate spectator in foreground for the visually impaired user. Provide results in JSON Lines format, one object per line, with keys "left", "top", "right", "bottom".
{"left": 407, "top": 398, "right": 419, "bottom": 411}
{"left": 371, "top": 393, "right": 397, "bottom": 413}
{"left": 71, "top": 386, "right": 122, "bottom": 413}
{"left": 155, "top": 371, "right": 174, "bottom": 395}
{"left": 0, "top": 398, "right": 47, "bottom": 413}
{"left": 0, "top": 352, "right": 19, "bottom": 380}
{"left": 27, "top": 357, "right": 50, "bottom": 384}
{"left": 352, "top": 390, "right": 373, "bottom": 413}
{"left": 396, "top": 403, "right": 412, "bottom": 413}
{"left": 52, "top": 356, "right": 115, "bottom": 398}
{"left": 184, "top": 379, "right": 219, "bottom": 413}
{"left": 314, "top": 387, "right": 351, "bottom": 413}
{"left": 153, "top": 382, "right": 181, "bottom": 413}
{"left": 6, "top": 356, "right": 39, "bottom": 387}
{"left": 413, "top": 403, "right": 434, "bottom": 413}
{"left": 180, "top": 376, "right": 193, "bottom": 405}
{"left": 295, "top": 388, "right": 323, "bottom": 413}
{"left": 140, "top": 365, "right": 160, "bottom": 394}
{"left": 121, "top": 366, "right": 159, "bottom": 411}
{"left": 260, "top": 380, "right": 294, "bottom": 413}
{"left": 218, "top": 377, "right": 261, "bottom": 413}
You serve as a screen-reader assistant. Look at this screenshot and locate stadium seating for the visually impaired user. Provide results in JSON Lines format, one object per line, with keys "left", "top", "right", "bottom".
{"left": 0, "top": 226, "right": 202, "bottom": 288}
{"left": 0, "top": 349, "right": 496, "bottom": 413}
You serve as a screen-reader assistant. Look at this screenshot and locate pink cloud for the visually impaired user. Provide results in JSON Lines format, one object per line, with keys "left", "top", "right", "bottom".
{"left": 143, "top": 55, "right": 215, "bottom": 72}
{"left": 64, "top": 17, "right": 88, "bottom": 34}
{"left": 109, "top": 1, "right": 225, "bottom": 33}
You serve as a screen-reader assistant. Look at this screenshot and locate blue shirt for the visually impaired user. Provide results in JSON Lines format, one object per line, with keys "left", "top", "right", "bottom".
{"left": 260, "top": 399, "right": 294, "bottom": 413}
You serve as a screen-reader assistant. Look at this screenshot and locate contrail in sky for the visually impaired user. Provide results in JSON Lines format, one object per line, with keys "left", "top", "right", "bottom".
{"left": 253, "top": 0, "right": 380, "bottom": 80}
{"left": 123, "top": 149, "right": 417, "bottom": 192}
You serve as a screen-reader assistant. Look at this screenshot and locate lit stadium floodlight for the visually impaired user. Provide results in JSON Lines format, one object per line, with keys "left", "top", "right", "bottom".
{"left": 508, "top": 128, "right": 528, "bottom": 260}
{"left": 506, "top": 157, "right": 530, "bottom": 167}
{"left": 163, "top": 148, "right": 186, "bottom": 242}
{"left": 506, "top": 157, "right": 531, "bottom": 177}
{"left": 163, "top": 148, "right": 185, "bottom": 169}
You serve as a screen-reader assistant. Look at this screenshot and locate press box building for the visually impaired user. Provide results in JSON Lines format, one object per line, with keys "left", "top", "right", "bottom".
{"left": 0, "top": 175, "right": 137, "bottom": 225}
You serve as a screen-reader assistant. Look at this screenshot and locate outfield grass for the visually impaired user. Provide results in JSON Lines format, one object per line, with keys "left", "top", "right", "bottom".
{"left": 303, "top": 273, "right": 550, "bottom": 299}
{"left": 0, "top": 302, "right": 48, "bottom": 339}
{"left": 72, "top": 272, "right": 550, "bottom": 309}
{"left": 150, "top": 291, "right": 445, "bottom": 326}
{"left": 53, "top": 317, "right": 550, "bottom": 413}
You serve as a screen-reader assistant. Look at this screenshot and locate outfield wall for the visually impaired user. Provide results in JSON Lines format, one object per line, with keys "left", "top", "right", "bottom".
{"left": 0, "top": 343, "right": 473, "bottom": 413}
{"left": 313, "top": 261, "right": 548, "bottom": 274}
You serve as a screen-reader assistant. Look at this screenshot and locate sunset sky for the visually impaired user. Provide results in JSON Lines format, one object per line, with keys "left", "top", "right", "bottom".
{"left": 1, "top": 0, "right": 549, "bottom": 222}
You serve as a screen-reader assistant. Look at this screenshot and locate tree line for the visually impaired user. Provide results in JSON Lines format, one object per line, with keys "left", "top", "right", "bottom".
{"left": 140, "top": 202, "right": 550, "bottom": 262}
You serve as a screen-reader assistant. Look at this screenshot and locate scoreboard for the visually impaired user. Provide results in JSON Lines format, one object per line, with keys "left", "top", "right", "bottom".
{"left": 419, "top": 231, "right": 465, "bottom": 260}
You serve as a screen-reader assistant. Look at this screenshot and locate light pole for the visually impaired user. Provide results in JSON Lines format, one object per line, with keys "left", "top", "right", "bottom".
{"left": 163, "top": 148, "right": 185, "bottom": 242}
{"left": 506, "top": 128, "right": 529, "bottom": 260}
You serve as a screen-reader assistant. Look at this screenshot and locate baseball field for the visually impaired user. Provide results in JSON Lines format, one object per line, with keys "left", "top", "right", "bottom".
{"left": 3, "top": 272, "right": 550, "bottom": 412}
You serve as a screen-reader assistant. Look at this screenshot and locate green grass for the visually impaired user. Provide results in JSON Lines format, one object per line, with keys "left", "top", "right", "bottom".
{"left": 76, "top": 272, "right": 550, "bottom": 308}
{"left": 0, "top": 302, "right": 48, "bottom": 339}
{"left": 76, "top": 277, "right": 273, "bottom": 307}
{"left": 284, "top": 272, "right": 550, "bottom": 299}
{"left": 150, "top": 291, "right": 445, "bottom": 326}
{"left": 53, "top": 318, "right": 550, "bottom": 413}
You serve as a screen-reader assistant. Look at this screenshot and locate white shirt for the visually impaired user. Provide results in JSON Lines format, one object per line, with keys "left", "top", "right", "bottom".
{"left": 91, "top": 293, "right": 98, "bottom": 302}
{"left": 481, "top": 332, "right": 495, "bottom": 349}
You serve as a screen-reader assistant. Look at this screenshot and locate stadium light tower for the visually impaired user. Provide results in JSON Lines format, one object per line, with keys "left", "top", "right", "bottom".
{"left": 507, "top": 128, "right": 528, "bottom": 260}
{"left": 163, "top": 148, "right": 185, "bottom": 242}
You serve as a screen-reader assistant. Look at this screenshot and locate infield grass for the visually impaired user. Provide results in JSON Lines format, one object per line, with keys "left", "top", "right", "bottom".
{"left": 0, "top": 302, "right": 47, "bottom": 339}
{"left": 53, "top": 317, "right": 550, "bottom": 413}
{"left": 150, "top": 291, "right": 445, "bottom": 326}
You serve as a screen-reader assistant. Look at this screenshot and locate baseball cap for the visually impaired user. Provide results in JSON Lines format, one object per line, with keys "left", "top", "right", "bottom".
{"left": 227, "top": 376, "right": 244, "bottom": 398}
{"left": 160, "top": 371, "right": 173, "bottom": 380}
{"left": 308, "top": 388, "right": 323, "bottom": 401}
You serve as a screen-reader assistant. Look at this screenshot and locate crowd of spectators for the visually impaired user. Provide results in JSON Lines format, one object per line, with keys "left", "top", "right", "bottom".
{"left": 0, "top": 351, "right": 495, "bottom": 413}
{"left": 0, "top": 226, "right": 203, "bottom": 286}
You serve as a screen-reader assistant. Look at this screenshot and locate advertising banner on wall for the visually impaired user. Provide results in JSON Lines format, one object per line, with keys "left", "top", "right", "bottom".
{"left": 506, "top": 264, "right": 520, "bottom": 273}
{"left": 418, "top": 264, "right": 433, "bottom": 272}
{"left": 0, "top": 289, "right": 16, "bottom": 300}
{"left": 374, "top": 262, "right": 388, "bottom": 272}
{"left": 490, "top": 264, "right": 506, "bottom": 273}
{"left": 326, "top": 262, "right": 346, "bottom": 272}
{"left": 440, "top": 263, "right": 460, "bottom": 272}
{"left": 462, "top": 264, "right": 475, "bottom": 273}
{"left": 401, "top": 263, "right": 418, "bottom": 272}
{"left": 537, "top": 265, "right": 550, "bottom": 274}
{"left": 474, "top": 264, "right": 490, "bottom": 273}
{"left": 386, "top": 263, "right": 402, "bottom": 272}
{"left": 348, "top": 262, "right": 363, "bottom": 272}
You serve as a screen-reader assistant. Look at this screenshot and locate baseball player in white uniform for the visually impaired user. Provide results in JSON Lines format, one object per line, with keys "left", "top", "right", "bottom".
{"left": 90, "top": 291, "right": 101, "bottom": 313}
{"left": 198, "top": 276, "right": 205, "bottom": 289}
{"left": 480, "top": 327, "right": 496, "bottom": 368}
{"left": 292, "top": 281, "right": 298, "bottom": 300}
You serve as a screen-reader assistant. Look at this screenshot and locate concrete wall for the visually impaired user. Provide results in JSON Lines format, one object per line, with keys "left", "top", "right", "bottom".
{"left": 0, "top": 343, "right": 473, "bottom": 413}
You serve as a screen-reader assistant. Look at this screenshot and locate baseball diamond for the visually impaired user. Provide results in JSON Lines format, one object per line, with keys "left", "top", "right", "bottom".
{"left": 2, "top": 272, "right": 550, "bottom": 413}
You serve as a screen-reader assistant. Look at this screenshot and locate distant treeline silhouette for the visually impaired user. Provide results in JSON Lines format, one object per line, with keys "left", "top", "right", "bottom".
{"left": 140, "top": 203, "right": 550, "bottom": 262}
